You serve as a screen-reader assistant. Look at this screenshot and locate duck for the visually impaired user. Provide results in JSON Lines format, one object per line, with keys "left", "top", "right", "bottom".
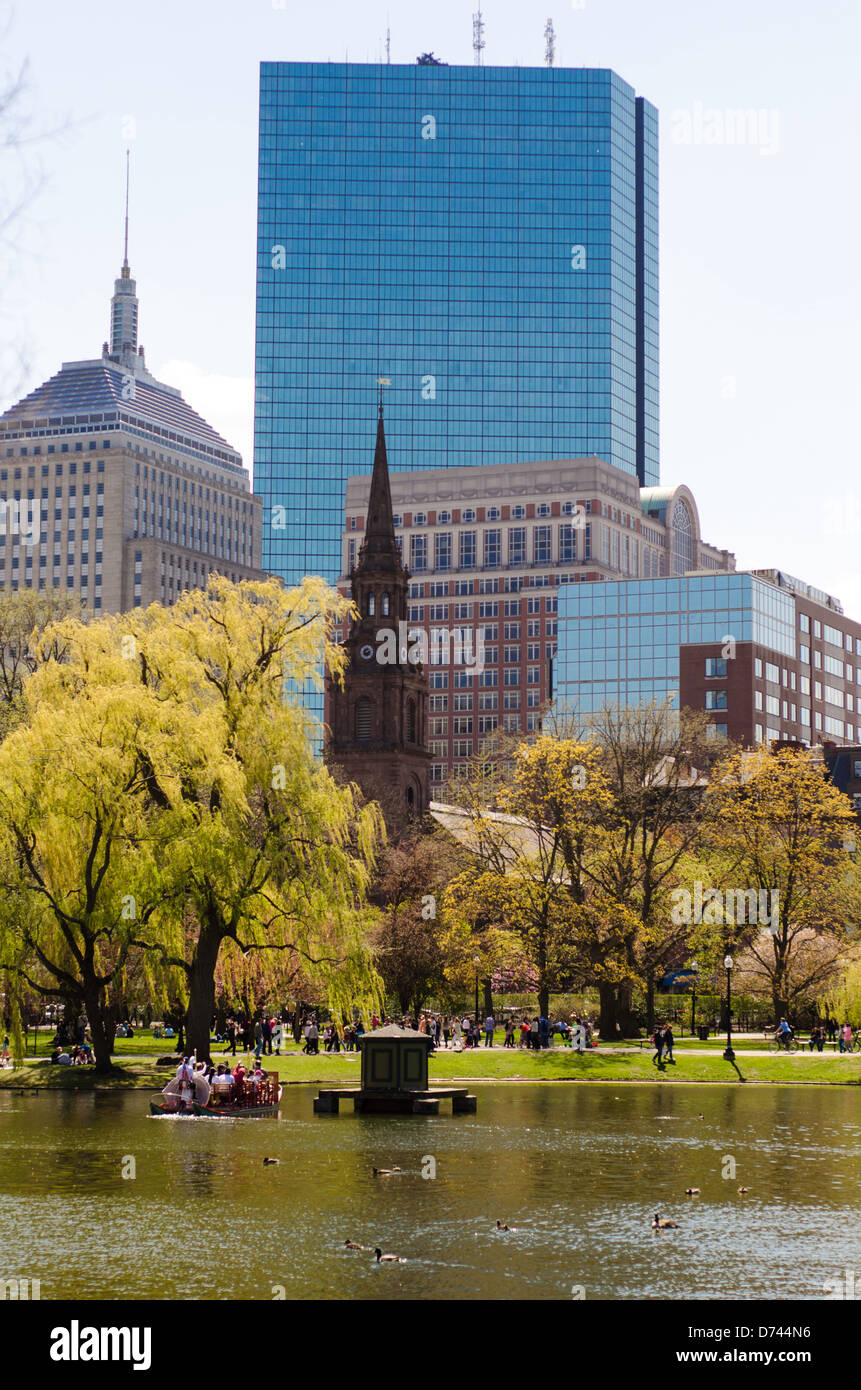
{"left": 262, "top": 1157, "right": 280, "bottom": 1166}
{"left": 737, "top": 1186, "right": 750, "bottom": 1194}
{"left": 372, "top": 1166, "right": 402, "bottom": 1176}
{"left": 684, "top": 1187, "right": 700, "bottom": 1195}
{"left": 343, "top": 1239, "right": 364, "bottom": 1250}
{"left": 652, "top": 1213, "right": 679, "bottom": 1229}
{"left": 496, "top": 1220, "right": 517, "bottom": 1232}
{"left": 374, "top": 1247, "right": 406, "bottom": 1263}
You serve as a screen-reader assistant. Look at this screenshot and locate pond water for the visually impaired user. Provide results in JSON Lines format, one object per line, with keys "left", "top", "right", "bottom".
{"left": 0, "top": 1083, "right": 858, "bottom": 1300}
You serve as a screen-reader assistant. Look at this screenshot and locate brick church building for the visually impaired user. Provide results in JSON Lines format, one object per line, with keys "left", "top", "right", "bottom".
{"left": 325, "top": 405, "right": 430, "bottom": 821}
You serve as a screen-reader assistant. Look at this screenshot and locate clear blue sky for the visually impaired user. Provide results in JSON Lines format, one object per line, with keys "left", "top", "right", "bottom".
{"left": 2, "top": 0, "right": 859, "bottom": 610}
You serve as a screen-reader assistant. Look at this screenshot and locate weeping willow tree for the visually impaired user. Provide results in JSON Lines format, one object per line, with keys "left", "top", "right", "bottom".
{"left": 0, "top": 576, "right": 386, "bottom": 1066}
{"left": 0, "top": 667, "right": 187, "bottom": 1070}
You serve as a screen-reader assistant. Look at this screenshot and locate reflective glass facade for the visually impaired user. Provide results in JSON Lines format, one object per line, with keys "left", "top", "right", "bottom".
{"left": 555, "top": 574, "right": 795, "bottom": 712}
{"left": 255, "top": 62, "right": 659, "bottom": 586}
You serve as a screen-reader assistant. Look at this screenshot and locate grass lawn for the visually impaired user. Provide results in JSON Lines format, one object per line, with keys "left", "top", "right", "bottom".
{"left": 3, "top": 1046, "right": 858, "bottom": 1088}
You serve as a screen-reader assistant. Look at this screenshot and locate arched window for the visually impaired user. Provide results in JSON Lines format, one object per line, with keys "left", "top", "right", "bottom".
{"left": 407, "top": 698, "right": 417, "bottom": 744}
{"left": 355, "top": 697, "right": 372, "bottom": 742}
{"left": 406, "top": 785, "right": 415, "bottom": 814}
{"left": 381, "top": 592, "right": 390, "bottom": 616}
{"left": 367, "top": 592, "right": 375, "bottom": 617}
{"left": 672, "top": 498, "right": 694, "bottom": 575}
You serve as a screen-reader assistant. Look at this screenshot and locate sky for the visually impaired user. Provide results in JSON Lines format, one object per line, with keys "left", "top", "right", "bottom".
{"left": 1, "top": 0, "right": 859, "bottom": 610}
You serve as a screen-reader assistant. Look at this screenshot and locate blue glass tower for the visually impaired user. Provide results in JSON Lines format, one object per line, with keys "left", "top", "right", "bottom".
{"left": 255, "top": 62, "right": 659, "bottom": 586}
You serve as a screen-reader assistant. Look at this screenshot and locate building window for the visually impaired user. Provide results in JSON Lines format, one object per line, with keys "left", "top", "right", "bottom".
{"left": 672, "top": 498, "right": 695, "bottom": 575}
{"left": 533, "top": 525, "right": 551, "bottom": 565}
{"left": 381, "top": 592, "right": 390, "bottom": 616}
{"left": 355, "top": 698, "right": 372, "bottom": 742}
{"left": 459, "top": 530, "right": 476, "bottom": 569}
{"left": 559, "top": 523, "right": 576, "bottom": 563}
{"left": 435, "top": 532, "right": 452, "bottom": 571}
{"left": 509, "top": 527, "right": 526, "bottom": 567}
{"left": 484, "top": 529, "right": 501, "bottom": 568}
{"left": 367, "top": 592, "right": 375, "bottom": 617}
{"left": 705, "top": 657, "right": 727, "bottom": 678}
{"left": 410, "top": 534, "right": 427, "bottom": 571}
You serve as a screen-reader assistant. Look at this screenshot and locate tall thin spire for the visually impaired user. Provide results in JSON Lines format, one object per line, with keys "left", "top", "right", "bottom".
{"left": 122, "top": 148, "right": 130, "bottom": 274}
{"left": 358, "top": 401, "right": 400, "bottom": 575}
{"left": 107, "top": 150, "right": 141, "bottom": 367}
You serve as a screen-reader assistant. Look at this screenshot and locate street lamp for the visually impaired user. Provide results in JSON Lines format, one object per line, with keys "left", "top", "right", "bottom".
{"left": 723, "top": 955, "right": 735, "bottom": 1061}
{"left": 473, "top": 956, "right": 481, "bottom": 1027}
{"left": 689, "top": 960, "right": 699, "bottom": 1037}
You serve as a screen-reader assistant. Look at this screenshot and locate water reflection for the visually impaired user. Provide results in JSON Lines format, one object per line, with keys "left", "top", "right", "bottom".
{"left": 0, "top": 1084, "right": 858, "bottom": 1300}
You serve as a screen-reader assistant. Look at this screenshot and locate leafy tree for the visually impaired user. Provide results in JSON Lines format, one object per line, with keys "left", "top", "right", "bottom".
{"left": 0, "top": 591, "right": 84, "bottom": 738}
{"left": 442, "top": 735, "right": 639, "bottom": 1018}
{"left": 370, "top": 829, "right": 462, "bottom": 1015}
{"left": 0, "top": 577, "right": 386, "bottom": 1065}
{"left": 0, "top": 656, "right": 182, "bottom": 1069}
{"left": 699, "top": 744, "right": 857, "bottom": 1018}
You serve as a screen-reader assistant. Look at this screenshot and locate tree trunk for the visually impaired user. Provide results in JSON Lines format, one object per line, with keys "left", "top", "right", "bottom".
{"left": 184, "top": 916, "right": 223, "bottom": 1062}
{"left": 483, "top": 978, "right": 493, "bottom": 1018}
{"left": 83, "top": 988, "right": 116, "bottom": 1074}
{"left": 538, "top": 984, "right": 549, "bottom": 1018}
{"left": 645, "top": 974, "right": 655, "bottom": 1033}
{"left": 598, "top": 981, "right": 620, "bottom": 1041}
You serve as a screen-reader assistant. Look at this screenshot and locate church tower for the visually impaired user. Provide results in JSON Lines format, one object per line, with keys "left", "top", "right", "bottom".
{"left": 326, "top": 403, "right": 430, "bottom": 821}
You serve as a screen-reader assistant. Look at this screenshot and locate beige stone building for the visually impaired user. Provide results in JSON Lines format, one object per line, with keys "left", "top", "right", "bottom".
{"left": 0, "top": 240, "right": 262, "bottom": 613}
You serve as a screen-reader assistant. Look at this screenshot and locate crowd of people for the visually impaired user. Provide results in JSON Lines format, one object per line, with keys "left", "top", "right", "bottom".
{"left": 288, "top": 1010, "right": 596, "bottom": 1053}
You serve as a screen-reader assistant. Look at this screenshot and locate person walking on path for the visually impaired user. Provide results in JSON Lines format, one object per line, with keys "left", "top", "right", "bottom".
{"left": 652, "top": 1024, "right": 665, "bottom": 1066}
{"left": 839, "top": 1021, "right": 853, "bottom": 1053}
{"left": 504, "top": 1018, "right": 515, "bottom": 1048}
{"left": 663, "top": 1023, "right": 675, "bottom": 1063}
{"left": 484, "top": 1014, "right": 495, "bottom": 1047}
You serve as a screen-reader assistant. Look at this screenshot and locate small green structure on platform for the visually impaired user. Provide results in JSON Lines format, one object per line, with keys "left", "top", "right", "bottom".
{"left": 314, "top": 1024, "right": 477, "bottom": 1115}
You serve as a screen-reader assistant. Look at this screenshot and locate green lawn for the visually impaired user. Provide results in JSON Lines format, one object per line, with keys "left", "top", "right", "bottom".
{"left": 4, "top": 1045, "right": 858, "bottom": 1088}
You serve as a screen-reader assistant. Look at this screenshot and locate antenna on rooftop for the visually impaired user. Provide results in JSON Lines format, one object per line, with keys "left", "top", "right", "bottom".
{"left": 472, "top": 8, "right": 485, "bottom": 65}
{"left": 544, "top": 17, "right": 555, "bottom": 67}
{"left": 122, "top": 148, "right": 130, "bottom": 270}
{"left": 385, "top": 17, "right": 391, "bottom": 63}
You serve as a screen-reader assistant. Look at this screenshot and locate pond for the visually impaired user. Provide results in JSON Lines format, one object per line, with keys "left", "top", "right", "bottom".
{"left": 0, "top": 1083, "right": 858, "bottom": 1300}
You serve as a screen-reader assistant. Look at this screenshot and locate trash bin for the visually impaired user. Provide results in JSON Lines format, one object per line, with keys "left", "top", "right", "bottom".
{"left": 697, "top": 1025, "right": 709, "bottom": 1040}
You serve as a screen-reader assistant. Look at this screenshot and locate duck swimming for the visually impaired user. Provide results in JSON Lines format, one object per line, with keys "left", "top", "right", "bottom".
{"left": 374, "top": 1247, "right": 406, "bottom": 1263}
{"left": 344, "top": 1239, "right": 364, "bottom": 1250}
{"left": 685, "top": 1187, "right": 700, "bottom": 1195}
{"left": 372, "top": 1166, "right": 403, "bottom": 1176}
{"left": 652, "top": 1214, "right": 679, "bottom": 1229}
{"left": 262, "top": 1157, "right": 280, "bottom": 1166}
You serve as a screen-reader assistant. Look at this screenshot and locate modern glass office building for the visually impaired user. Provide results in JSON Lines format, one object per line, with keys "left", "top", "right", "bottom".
{"left": 255, "top": 61, "right": 659, "bottom": 586}
{"left": 555, "top": 574, "right": 796, "bottom": 715}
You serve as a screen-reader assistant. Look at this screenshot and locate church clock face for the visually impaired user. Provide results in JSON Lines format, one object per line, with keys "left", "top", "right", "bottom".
{"left": 359, "top": 644, "right": 374, "bottom": 661}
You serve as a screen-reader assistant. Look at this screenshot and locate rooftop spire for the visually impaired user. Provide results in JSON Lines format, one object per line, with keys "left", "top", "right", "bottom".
{"left": 122, "top": 147, "right": 130, "bottom": 275}
{"left": 357, "top": 397, "right": 401, "bottom": 576}
{"left": 107, "top": 150, "right": 142, "bottom": 368}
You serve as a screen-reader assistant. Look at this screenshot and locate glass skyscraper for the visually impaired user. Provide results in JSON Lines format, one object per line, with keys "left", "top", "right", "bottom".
{"left": 255, "top": 61, "right": 659, "bottom": 586}
{"left": 554, "top": 574, "right": 796, "bottom": 715}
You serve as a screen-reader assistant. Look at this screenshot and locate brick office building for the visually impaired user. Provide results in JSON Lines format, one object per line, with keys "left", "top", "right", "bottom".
{"left": 339, "top": 454, "right": 732, "bottom": 790}
{"left": 0, "top": 238, "right": 263, "bottom": 613}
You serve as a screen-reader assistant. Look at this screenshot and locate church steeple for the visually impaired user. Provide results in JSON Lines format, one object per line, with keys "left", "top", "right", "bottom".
{"left": 357, "top": 398, "right": 401, "bottom": 576}
{"left": 106, "top": 151, "right": 144, "bottom": 370}
{"left": 325, "top": 402, "right": 430, "bottom": 825}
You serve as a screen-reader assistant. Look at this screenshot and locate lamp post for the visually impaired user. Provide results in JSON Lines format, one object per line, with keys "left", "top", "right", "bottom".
{"left": 690, "top": 960, "right": 699, "bottom": 1037}
{"left": 473, "top": 956, "right": 481, "bottom": 1027}
{"left": 723, "top": 955, "right": 735, "bottom": 1061}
